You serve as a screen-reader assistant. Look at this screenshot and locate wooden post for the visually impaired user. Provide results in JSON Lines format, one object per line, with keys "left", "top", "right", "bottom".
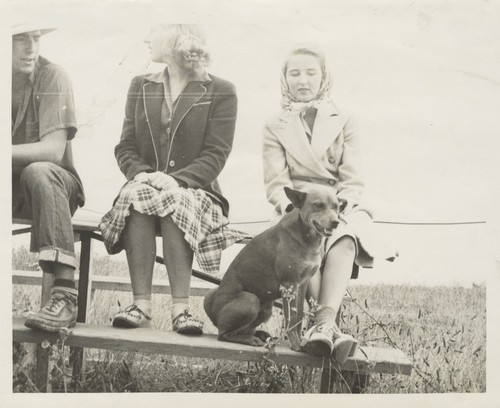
{"left": 319, "top": 365, "right": 333, "bottom": 393}
{"left": 69, "top": 231, "right": 93, "bottom": 386}
{"left": 34, "top": 272, "right": 55, "bottom": 392}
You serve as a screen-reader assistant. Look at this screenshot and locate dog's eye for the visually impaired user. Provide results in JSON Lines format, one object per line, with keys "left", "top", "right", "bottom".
{"left": 313, "top": 202, "right": 326, "bottom": 210}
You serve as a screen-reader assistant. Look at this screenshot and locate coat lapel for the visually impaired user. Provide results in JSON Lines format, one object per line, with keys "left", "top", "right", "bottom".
{"left": 170, "top": 81, "right": 207, "bottom": 136}
{"left": 310, "top": 103, "right": 347, "bottom": 160}
{"left": 142, "top": 81, "right": 163, "bottom": 148}
{"left": 271, "top": 112, "right": 332, "bottom": 178}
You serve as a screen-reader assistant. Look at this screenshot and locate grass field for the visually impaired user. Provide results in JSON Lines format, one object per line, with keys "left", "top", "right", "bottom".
{"left": 12, "top": 246, "right": 486, "bottom": 393}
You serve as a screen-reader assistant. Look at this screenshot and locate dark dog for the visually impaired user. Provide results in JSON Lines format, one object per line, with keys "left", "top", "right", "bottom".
{"left": 204, "top": 186, "right": 340, "bottom": 351}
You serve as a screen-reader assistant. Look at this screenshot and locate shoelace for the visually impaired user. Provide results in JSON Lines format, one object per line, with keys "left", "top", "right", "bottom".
{"left": 43, "top": 293, "right": 69, "bottom": 313}
{"left": 173, "top": 310, "right": 191, "bottom": 322}
{"left": 124, "top": 304, "right": 148, "bottom": 317}
{"left": 316, "top": 324, "right": 335, "bottom": 339}
{"left": 173, "top": 310, "right": 202, "bottom": 326}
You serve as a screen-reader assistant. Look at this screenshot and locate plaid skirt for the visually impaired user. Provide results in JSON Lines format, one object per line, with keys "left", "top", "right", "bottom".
{"left": 99, "top": 181, "right": 249, "bottom": 275}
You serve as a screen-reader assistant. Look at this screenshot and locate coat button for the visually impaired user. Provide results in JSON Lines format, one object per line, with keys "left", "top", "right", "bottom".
{"left": 328, "top": 180, "right": 336, "bottom": 186}
{"left": 328, "top": 157, "right": 335, "bottom": 163}
{"left": 169, "top": 160, "right": 175, "bottom": 167}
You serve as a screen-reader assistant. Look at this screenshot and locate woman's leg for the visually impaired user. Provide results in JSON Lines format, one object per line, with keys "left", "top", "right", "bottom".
{"left": 301, "top": 236, "right": 357, "bottom": 360}
{"left": 318, "top": 236, "right": 356, "bottom": 315}
{"left": 306, "top": 236, "right": 355, "bottom": 313}
{"left": 160, "top": 216, "right": 202, "bottom": 334}
{"left": 160, "top": 216, "right": 194, "bottom": 300}
{"left": 112, "top": 209, "right": 157, "bottom": 328}
{"left": 123, "top": 209, "right": 157, "bottom": 299}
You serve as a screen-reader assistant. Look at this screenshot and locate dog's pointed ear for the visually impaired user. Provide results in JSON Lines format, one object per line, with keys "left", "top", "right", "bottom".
{"left": 284, "top": 187, "right": 307, "bottom": 209}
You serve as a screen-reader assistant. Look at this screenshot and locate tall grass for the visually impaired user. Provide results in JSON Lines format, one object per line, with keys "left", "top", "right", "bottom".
{"left": 12, "top": 248, "right": 486, "bottom": 393}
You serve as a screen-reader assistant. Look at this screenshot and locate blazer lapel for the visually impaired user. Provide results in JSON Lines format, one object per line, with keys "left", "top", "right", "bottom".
{"left": 142, "top": 81, "right": 163, "bottom": 147}
{"left": 170, "top": 81, "right": 207, "bottom": 136}
{"left": 271, "top": 112, "right": 332, "bottom": 178}
{"left": 310, "top": 103, "right": 347, "bottom": 160}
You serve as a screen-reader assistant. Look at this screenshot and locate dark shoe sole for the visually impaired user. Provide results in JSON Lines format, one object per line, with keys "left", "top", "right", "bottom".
{"left": 175, "top": 326, "right": 203, "bottom": 336}
{"left": 112, "top": 317, "right": 140, "bottom": 328}
{"left": 24, "top": 318, "right": 76, "bottom": 333}
{"left": 301, "top": 339, "right": 333, "bottom": 357}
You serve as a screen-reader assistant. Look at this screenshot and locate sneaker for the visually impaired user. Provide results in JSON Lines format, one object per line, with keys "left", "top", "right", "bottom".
{"left": 172, "top": 310, "right": 203, "bottom": 335}
{"left": 300, "top": 322, "right": 335, "bottom": 357}
{"left": 25, "top": 288, "right": 78, "bottom": 332}
{"left": 332, "top": 331, "right": 359, "bottom": 365}
{"left": 113, "top": 304, "right": 152, "bottom": 328}
{"left": 300, "top": 322, "right": 358, "bottom": 364}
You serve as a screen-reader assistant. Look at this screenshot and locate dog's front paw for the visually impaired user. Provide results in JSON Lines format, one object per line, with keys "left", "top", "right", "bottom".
{"left": 254, "top": 330, "right": 272, "bottom": 342}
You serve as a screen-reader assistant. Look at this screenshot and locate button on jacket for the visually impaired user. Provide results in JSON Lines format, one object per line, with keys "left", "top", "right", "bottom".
{"left": 115, "top": 69, "right": 238, "bottom": 217}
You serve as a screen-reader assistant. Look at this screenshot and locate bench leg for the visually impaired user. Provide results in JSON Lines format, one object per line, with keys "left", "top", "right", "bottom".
{"left": 34, "top": 347, "right": 53, "bottom": 392}
{"left": 349, "top": 371, "right": 369, "bottom": 393}
{"left": 69, "top": 231, "right": 93, "bottom": 386}
{"left": 319, "top": 367, "right": 369, "bottom": 393}
{"left": 34, "top": 273, "right": 55, "bottom": 392}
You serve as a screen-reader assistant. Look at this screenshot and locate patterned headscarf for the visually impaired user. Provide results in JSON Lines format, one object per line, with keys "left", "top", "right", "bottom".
{"left": 280, "top": 47, "right": 332, "bottom": 112}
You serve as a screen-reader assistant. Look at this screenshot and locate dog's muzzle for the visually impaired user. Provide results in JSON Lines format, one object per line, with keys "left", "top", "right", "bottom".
{"left": 313, "top": 220, "right": 339, "bottom": 237}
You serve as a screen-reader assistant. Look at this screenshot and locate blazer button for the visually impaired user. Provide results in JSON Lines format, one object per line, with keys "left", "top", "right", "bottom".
{"left": 169, "top": 160, "right": 175, "bottom": 167}
{"left": 328, "top": 180, "right": 336, "bottom": 186}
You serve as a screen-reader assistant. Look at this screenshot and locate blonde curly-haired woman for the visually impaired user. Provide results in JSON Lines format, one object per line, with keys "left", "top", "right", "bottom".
{"left": 100, "top": 24, "right": 244, "bottom": 335}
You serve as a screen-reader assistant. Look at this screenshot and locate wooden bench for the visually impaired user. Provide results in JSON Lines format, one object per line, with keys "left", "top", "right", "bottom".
{"left": 12, "top": 217, "right": 412, "bottom": 393}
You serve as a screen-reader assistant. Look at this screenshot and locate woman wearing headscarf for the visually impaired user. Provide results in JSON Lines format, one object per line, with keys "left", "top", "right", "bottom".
{"left": 100, "top": 24, "right": 246, "bottom": 335}
{"left": 263, "top": 44, "right": 397, "bottom": 362}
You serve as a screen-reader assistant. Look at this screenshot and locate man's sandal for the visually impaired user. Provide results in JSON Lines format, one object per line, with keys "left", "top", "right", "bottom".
{"left": 172, "top": 310, "right": 203, "bottom": 335}
{"left": 112, "top": 304, "right": 152, "bottom": 328}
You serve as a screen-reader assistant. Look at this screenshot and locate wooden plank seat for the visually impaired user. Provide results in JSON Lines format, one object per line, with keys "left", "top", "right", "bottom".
{"left": 12, "top": 317, "right": 412, "bottom": 375}
{"left": 12, "top": 216, "right": 412, "bottom": 393}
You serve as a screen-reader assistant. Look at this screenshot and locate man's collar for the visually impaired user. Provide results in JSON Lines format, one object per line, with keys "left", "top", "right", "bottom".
{"left": 144, "top": 66, "right": 211, "bottom": 84}
{"left": 28, "top": 55, "right": 50, "bottom": 85}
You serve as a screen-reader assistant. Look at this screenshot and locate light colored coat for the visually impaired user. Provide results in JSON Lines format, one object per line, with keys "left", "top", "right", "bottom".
{"left": 263, "top": 102, "right": 397, "bottom": 267}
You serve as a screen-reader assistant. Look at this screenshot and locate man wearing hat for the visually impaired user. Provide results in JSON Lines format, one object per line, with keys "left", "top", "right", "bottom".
{"left": 12, "top": 23, "right": 85, "bottom": 332}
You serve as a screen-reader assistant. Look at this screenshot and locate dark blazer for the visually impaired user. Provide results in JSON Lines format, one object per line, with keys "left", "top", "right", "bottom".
{"left": 115, "top": 70, "right": 238, "bottom": 216}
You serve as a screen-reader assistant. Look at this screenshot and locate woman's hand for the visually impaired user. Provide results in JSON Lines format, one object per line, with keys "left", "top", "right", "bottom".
{"left": 133, "top": 172, "right": 151, "bottom": 183}
{"left": 147, "top": 172, "right": 179, "bottom": 190}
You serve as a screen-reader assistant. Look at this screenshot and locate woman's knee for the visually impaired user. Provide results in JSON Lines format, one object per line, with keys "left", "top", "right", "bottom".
{"left": 123, "top": 210, "right": 157, "bottom": 239}
{"left": 330, "top": 236, "right": 356, "bottom": 255}
{"left": 160, "top": 216, "right": 185, "bottom": 239}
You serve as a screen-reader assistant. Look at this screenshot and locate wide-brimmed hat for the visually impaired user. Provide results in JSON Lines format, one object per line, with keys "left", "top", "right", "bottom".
{"left": 12, "top": 22, "right": 57, "bottom": 36}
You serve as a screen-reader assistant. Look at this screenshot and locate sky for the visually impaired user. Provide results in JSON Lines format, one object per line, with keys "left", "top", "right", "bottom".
{"left": 2, "top": 0, "right": 500, "bottom": 287}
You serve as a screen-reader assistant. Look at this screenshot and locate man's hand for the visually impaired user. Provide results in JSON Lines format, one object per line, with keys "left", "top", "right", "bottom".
{"left": 12, "top": 129, "right": 67, "bottom": 166}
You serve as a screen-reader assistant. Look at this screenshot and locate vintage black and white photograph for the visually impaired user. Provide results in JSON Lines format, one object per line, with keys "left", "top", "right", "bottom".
{"left": 2, "top": 0, "right": 499, "bottom": 405}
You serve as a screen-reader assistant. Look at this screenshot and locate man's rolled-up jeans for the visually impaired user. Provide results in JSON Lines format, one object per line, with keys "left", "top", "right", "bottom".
{"left": 12, "top": 162, "right": 80, "bottom": 270}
